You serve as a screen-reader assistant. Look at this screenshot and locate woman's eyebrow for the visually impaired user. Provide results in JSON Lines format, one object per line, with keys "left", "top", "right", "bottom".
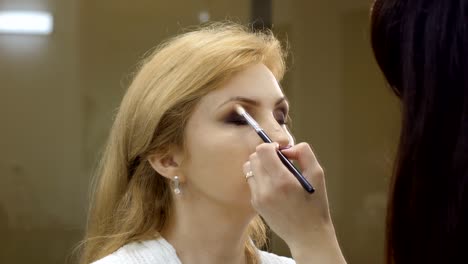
{"left": 217, "top": 96, "right": 288, "bottom": 109}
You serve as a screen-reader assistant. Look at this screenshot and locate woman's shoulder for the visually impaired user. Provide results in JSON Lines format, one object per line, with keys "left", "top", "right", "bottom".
{"left": 91, "top": 238, "right": 181, "bottom": 264}
{"left": 91, "top": 238, "right": 293, "bottom": 264}
{"left": 259, "top": 250, "right": 296, "bottom": 264}
{"left": 91, "top": 253, "right": 123, "bottom": 264}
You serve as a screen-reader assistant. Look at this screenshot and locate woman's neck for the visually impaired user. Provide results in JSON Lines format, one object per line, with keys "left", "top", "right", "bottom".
{"left": 161, "top": 196, "right": 256, "bottom": 264}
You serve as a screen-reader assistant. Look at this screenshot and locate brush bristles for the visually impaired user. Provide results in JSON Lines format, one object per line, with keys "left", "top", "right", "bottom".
{"left": 234, "top": 104, "right": 261, "bottom": 131}
{"left": 234, "top": 105, "right": 246, "bottom": 116}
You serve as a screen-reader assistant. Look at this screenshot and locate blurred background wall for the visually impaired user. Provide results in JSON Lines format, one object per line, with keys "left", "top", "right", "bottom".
{"left": 0, "top": 0, "right": 399, "bottom": 263}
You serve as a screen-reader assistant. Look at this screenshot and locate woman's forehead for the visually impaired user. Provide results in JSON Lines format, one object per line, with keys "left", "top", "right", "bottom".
{"left": 200, "top": 64, "right": 285, "bottom": 107}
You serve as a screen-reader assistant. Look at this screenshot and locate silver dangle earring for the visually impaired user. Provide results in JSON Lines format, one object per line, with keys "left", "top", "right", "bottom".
{"left": 173, "top": 176, "right": 181, "bottom": 195}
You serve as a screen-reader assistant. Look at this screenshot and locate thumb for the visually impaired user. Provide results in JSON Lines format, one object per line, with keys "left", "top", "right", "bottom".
{"left": 281, "top": 143, "right": 319, "bottom": 174}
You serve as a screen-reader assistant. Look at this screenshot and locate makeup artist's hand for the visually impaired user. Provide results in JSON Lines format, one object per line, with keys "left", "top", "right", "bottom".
{"left": 243, "top": 142, "right": 346, "bottom": 264}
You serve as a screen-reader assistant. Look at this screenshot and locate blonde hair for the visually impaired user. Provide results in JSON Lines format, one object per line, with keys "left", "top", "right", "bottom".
{"left": 80, "top": 22, "right": 286, "bottom": 264}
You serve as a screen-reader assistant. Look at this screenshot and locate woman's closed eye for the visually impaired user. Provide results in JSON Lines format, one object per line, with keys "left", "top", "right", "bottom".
{"left": 225, "top": 112, "right": 248, "bottom": 125}
{"left": 274, "top": 109, "right": 288, "bottom": 125}
{"left": 224, "top": 109, "right": 289, "bottom": 126}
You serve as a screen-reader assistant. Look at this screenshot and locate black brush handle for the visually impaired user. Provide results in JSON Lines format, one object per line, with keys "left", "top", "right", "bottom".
{"left": 256, "top": 130, "right": 315, "bottom": 193}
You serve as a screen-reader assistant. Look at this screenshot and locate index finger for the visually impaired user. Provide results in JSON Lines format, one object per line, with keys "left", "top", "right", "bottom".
{"left": 280, "top": 142, "right": 319, "bottom": 173}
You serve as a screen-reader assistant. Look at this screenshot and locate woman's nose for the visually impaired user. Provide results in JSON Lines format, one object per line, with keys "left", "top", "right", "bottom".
{"left": 262, "top": 118, "right": 293, "bottom": 149}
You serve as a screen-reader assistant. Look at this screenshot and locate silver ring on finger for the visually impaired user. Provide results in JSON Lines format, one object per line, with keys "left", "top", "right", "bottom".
{"left": 245, "top": 171, "right": 254, "bottom": 181}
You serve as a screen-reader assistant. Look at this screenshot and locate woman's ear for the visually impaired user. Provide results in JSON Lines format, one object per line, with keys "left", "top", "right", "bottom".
{"left": 147, "top": 149, "right": 184, "bottom": 181}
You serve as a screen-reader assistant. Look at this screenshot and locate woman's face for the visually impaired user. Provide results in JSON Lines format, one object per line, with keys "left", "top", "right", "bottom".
{"left": 179, "top": 63, "right": 294, "bottom": 212}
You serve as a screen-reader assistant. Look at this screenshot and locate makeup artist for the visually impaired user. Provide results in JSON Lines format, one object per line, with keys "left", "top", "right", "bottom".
{"left": 246, "top": 0, "right": 467, "bottom": 263}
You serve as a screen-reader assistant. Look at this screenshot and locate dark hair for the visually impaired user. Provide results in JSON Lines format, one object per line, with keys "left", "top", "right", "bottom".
{"left": 371, "top": 0, "right": 468, "bottom": 263}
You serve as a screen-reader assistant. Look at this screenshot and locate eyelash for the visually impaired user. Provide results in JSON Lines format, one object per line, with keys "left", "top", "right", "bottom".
{"left": 225, "top": 111, "right": 288, "bottom": 126}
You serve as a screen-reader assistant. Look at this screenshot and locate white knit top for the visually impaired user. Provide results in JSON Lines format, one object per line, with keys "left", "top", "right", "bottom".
{"left": 92, "top": 237, "right": 295, "bottom": 264}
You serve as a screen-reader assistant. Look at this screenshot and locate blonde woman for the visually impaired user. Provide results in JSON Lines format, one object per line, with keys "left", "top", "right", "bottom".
{"left": 81, "top": 22, "right": 346, "bottom": 264}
